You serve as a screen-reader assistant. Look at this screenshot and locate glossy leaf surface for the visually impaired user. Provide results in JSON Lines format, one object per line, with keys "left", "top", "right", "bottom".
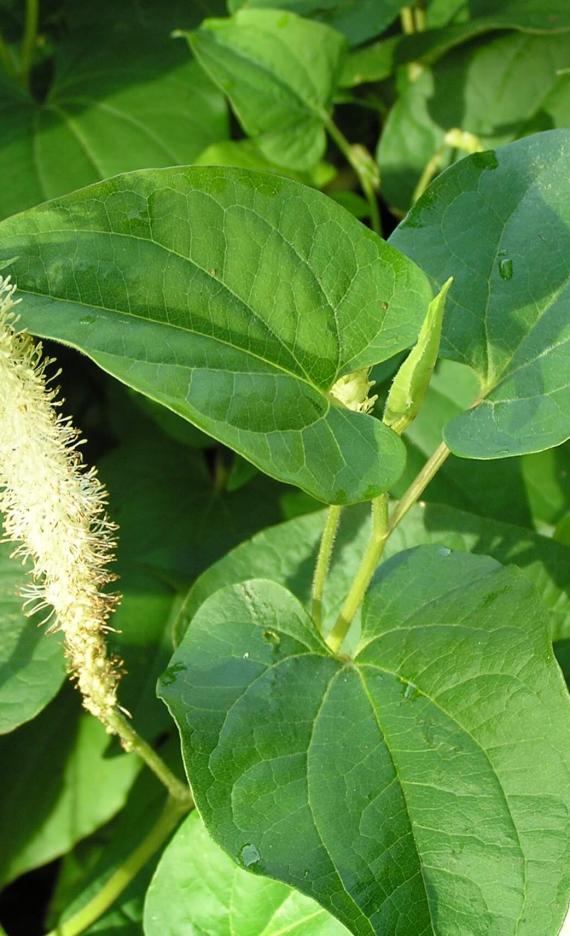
{"left": 0, "top": 167, "right": 432, "bottom": 504}
{"left": 160, "top": 550, "right": 570, "bottom": 935}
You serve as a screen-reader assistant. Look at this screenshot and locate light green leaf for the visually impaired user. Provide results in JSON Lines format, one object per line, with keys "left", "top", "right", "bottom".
{"left": 390, "top": 130, "right": 570, "bottom": 458}
{"left": 195, "top": 138, "right": 337, "bottom": 187}
{"left": 159, "top": 552, "right": 570, "bottom": 935}
{"left": 226, "top": 0, "right": 406, "bottom": 47}
{"left": 186, "top": 10, "right": 346, "bottom": 171}
{"left": 0, "top": 0, "right": 227, "bottom": 220}
{"left": 0, "top": 167, "right": 432, "bottom": 504}
{"left": 0, "top": 540, "right": 65, "bottom": 734}
{"left": 384, "top": 277, "right": 452, "bottom": 434}
{"left": 144, "top": 811, "right": 348, "bottom": 935}
{"left": 379, "top": 31, "right": 570, "bottom": 213}
{"left": 0, "top": 689, "right": 140, "bottom": 886}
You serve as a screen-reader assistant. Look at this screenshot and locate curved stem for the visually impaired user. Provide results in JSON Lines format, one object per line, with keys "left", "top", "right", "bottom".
{"left": 107, "top": 710, "right": 193, "bottom": 805}
{"left": 325, "top": 117, "right": 382, "bottom": 237}
{"left": 327, "top": 494, "right": 389, "bottom": 654}
{"left": 400, "top": 6, "right": 416, "bottom": 34}
{"left": 20, "top": 0, "right": 39, "bottom": 88}
{"left": 45, "top": 796, "right": 191, "bottom": 936}
{"left": 389, "top": 440, "right": 450, "bottom": 531}
{"left": 311, "top": 504, "right": 342, "bottom": 630}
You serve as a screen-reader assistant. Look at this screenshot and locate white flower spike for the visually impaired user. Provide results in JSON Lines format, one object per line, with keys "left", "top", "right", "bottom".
{"left": 0, "top": 275, "right": 121, "bottom": 728}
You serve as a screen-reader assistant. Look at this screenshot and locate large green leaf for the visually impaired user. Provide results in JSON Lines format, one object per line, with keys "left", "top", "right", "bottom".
{"left": 186, "top": 10, "right": 346, "bottom": 171}
{"left": 0, "top": 540, "right": 65, "bottom": 734}
{"left": 0, "top": 167, "right": 432, "bottom": 504}
{"left": 144, "top": 811, "right": 348, "bottom": 935}
{"left": 226, "top": 0, "right": 406, "bottom": 47}
{"left": 390, "top": 130, "right": 570, "bottom": 458}
{"left": 0, "top": 689, "right": 140, "bottom": 886}
{"left": 379, "top": 31, "right": 570, "bottom": 213}
{"left": 159, "top": 550, "right": 570, "bottom": 935}
{"left": 0, "top": 0, "right": 227, "bottom": 220}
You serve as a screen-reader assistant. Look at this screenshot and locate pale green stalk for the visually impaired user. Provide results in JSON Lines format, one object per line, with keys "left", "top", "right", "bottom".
{"left": 327, "top": 494, "right": 389, "bottom": 654}
{"left": 311, "top": 505, "right": 342, "bottom": 630}
{"left": 324, "top": 117, "right": 382, "bottom": 237}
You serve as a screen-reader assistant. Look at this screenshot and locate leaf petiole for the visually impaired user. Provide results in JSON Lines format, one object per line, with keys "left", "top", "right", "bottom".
{"left": 311, "top": 504, "right": 342, "bottom": 630}
{"left": 325, "top": 116, "right": 382, "bottom": 237}
{"left": 326, "top": 493, "right": 389, "bottom": 654}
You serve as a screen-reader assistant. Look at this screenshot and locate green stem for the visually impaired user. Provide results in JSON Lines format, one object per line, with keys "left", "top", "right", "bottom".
{"left": 20, "top": 0, "right": 39, "bottom": 88}
{"left": 311, "top": 504, "right": 342, "bottom": 630}
{"left": 325, "top": 117, "right": 382, "bottom": 237}
{"left": 389, "top": 441, "right": 450, "bottom": 531}
{"left": 413, "top": 142, "right": 448, "bottom": 202}
{"left": 107, "top": 710, "right": 193, "bottom": 805}
{"left": 400, "top": 6, "right": 416, "bottom": 33}
{"left": 45, "top": 796, "right": 190, "bottom": 936}
{"left": 327, "top": 494, "right": 389, "bottom": 654}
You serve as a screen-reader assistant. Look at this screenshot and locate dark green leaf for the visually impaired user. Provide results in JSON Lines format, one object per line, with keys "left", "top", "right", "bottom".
{"left": 469, "top": 0, "right": 570, "bottom": 31}
{"left": 0, "top": 1, "right": 227, "bottom": 219}
{"left": 144, "top": 811, "right": 348, "bottom": 934}
{"left": 0, "top": 540, "right": 65, "bottom": 734}
{"left": 0, "top": 167, "right": 432, "bottom": 504}
{"left": 99, "top": 421, "right": 284, "bottom": 736}
{"left": 391, "top": 130, "right": 570, "bottom": 457}
{"left": 160, "top": 551, "right": 570, "bottom": 935}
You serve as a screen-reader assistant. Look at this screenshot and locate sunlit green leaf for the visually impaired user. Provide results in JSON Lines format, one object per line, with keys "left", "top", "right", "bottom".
{"left": 0, "top": 167, "right": 432, "bottom": 504}
{"left": 186, "top": 9, "right": 346, "bottom": 171}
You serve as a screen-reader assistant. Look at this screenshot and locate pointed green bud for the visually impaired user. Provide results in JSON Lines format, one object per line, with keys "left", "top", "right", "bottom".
{"left": 383, "top": 277, "right": 453, "bottom": 435}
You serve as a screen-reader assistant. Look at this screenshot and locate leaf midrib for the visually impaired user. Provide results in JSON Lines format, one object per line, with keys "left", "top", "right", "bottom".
{"left": 14, "top": 230, "right": 342, "bottom": 394}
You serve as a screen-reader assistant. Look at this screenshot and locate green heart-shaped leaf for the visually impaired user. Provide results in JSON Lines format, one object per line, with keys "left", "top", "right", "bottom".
{"left": 159, "top": 546, "right": 570, "bottom": 935}
{"left": 391, "top": 130, "right": 570, "bottom": 458}
{"left": 0, "top": 167, "right": 431, "bottom": 504}
{"left": 186, "top": 9, "right": 346, "bottom": 171}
